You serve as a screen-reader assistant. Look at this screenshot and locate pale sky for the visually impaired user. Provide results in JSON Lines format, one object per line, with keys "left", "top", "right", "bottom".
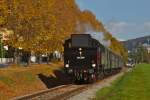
{"left": 76, "top": 0, "right": 150, "bottom": 40}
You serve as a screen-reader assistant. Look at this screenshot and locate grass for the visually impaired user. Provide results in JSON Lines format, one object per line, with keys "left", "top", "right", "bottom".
{"left": 0, "top": 62, "right": 63, "bottom": 100}
{"left": 0, "top": 76, "right": 15, "bottom": 87}
{"left": 95, "top": 63, "right": 150, "bottom": 100}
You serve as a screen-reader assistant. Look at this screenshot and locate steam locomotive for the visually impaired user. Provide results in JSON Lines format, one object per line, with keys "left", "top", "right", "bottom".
{"left": 64, "top": 34, "right": 124, "bottom": 83}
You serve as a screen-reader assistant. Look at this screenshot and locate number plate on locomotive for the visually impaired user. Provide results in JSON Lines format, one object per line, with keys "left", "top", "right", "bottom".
{"left": 76, "top": 56, "right": 85, "bottom": 59}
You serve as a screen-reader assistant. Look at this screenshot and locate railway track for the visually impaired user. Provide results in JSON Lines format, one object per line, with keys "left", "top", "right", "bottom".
{"left": 13, "top": 68, "right": 128, "bottom": 100}
{"left": 13, "top": 84, "right": 88, "bottom": 100}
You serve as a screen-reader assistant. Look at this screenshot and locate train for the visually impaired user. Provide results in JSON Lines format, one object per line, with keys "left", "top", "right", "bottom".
{"left": 64, "top": 34, "right": 124, "bottom": 83}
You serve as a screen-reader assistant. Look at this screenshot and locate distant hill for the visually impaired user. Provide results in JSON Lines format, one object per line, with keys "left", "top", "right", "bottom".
{"left": 122, "top": 35, "right": 150, "bottom": 51}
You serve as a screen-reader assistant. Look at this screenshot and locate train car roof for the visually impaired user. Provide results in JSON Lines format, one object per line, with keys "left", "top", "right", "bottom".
{"left": 64, "top": 34, "right": 123, "bottom": 59}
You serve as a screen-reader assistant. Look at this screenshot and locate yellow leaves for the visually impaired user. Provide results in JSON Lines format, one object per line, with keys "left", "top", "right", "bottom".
{"left": 2, "top": 0, "right": 127, "bottom": 59}
{"left": 0, "top": 0, "right": 8, "bottom": 26}
{"left": 104, "top": 32, "right": 113, "bottom": 40}
{"left": 80, "top": 10, "right": 106, "bottom": 32}
{"left": 109, "top": 36, "right": 128, "bottom": 61}
{"left": 0, "top": 16, "right": 6, "bottom": 25}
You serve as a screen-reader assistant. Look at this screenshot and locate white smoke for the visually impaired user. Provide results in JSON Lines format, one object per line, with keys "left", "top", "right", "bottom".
{"left": 75, "top": 23, "right": 111, "bottom": 47}
{"left": 86, "top": 31, "right": 111, "bottom": 47}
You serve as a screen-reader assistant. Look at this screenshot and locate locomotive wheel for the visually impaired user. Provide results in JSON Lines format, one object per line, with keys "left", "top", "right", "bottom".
{"left": 98, "top": 71, "right": 104, "bottom": 80}
{"left": 88, "top": 74, "right": 96, "bottom": 83}
{"left": 100, "top": 67, "right": 105, "bottom": 79}
{"left": 93, "top": 74, "right": 96, "bottom": 82}
{"left": 74, "top": 77, "right": 81, "bottom": 84}
{"left": 88, "top": 76, "right": 93, "bottom": 83}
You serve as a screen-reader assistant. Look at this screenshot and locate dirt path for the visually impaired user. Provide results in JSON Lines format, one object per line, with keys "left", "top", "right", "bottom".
{"left": 68, "top": 68, "right": 130, "bottom": 100}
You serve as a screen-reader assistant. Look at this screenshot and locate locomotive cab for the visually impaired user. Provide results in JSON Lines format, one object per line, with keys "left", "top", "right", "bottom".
{"left": 64, "top": 34, "right": 123, "bottom": 83}
{"left": 64, "top": 34, "right": 101, "bottom": 82}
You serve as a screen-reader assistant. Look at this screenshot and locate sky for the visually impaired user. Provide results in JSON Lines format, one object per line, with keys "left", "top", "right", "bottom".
{"left": 76, "top": 0, "right": 150, "bottom": 41}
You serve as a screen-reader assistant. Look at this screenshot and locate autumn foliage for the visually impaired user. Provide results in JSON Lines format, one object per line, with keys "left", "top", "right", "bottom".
{"left": 0, "top": 0, "right": 127, "bottom": 61}
{"left": 104, "top": 32, "right": 128, "bottom": 61}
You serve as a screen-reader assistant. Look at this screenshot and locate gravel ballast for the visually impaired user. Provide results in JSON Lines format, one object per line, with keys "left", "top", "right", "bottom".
{"left": 68, "top": 68, "right": 130, "bottom": 100}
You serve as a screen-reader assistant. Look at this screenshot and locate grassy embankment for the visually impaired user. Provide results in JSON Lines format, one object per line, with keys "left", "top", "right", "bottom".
{"left": 0, "top": 62, "right": 63, "bottom": 100}
{"left": 95, "top": 63, "right": 150, "bottom": 100}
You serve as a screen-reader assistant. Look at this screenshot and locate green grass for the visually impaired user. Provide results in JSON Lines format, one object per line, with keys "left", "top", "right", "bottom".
{"left": 95, "top": 63, "right": 150, "bottom": 100}
{"left": 0, "top": 76, "right": 15, "bottom": 87}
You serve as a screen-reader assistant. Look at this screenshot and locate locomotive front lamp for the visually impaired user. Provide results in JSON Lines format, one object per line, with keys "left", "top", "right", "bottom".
{"left": 79, "top": 48, "right": 82, "bottom": 51}
{"left": 92, "top": 64, "right": 96, "bottom": 67}
{"left": 65, "top": 64, "right": 69, "bottom": 68}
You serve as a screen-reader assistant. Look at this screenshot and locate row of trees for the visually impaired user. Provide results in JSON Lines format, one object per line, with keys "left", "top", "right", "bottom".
{"left": 104, "top": 33, "right": 128, "bottom": 62}
{"left": 0, "top": 0, "right": 128, "bottom": 64}
{"left": 129, "top": 45, "right": 150, "bottom": 64}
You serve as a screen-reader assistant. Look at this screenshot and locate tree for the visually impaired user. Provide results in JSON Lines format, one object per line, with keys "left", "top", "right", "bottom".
{"left": 1, "top": 0, "right": 81, "bottom": 64}
{"left": 104, "top": 32, "right": 128, "bottom": 62}
{"left": 2, "top": 0, "right": 56, "bottom": 64}
{"left": 1, "top": 0, "right": 127, "bottom": 65}
{"left": 135, "top": 45, "right": 149, "bottom": 63}
{"left": 5, "top": 0, "right": 107, "bottom": 53}
{"left": 0, "top": 0, "right": 8, "bottom": 27}
{"left": 80, "top": 10, "right": 106, "bottom": 33}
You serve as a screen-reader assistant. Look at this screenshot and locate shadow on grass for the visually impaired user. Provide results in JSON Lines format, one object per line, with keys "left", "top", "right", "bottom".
{"left": 38, "top": 69, "right": 72, "bottom": 88}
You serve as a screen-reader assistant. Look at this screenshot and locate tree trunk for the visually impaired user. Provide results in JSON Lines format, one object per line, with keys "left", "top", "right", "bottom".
{"left": 13, "top": 48, "right": 18, "bottom": 64}
{"left": 60, "top": 52, "right": 63, "bottom": 61}
{"left": 38, "top": 54, "right": 42, "bottom": 64}
{"left": 47, "top": 54, "right": 49, "bottom": 64}
{"left": 17, "top": 53, "right": 21, "bottom": 65}
{"left": 27, "top": 52, "right": 31, "bottom": 66}
{"left": 13, "top": 55, "right": 17, "bottom": 64}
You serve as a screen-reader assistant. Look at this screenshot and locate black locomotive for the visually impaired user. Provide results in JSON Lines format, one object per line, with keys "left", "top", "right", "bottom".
{"left": 64, "top": 34, "right": 124, "bottom": 83}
